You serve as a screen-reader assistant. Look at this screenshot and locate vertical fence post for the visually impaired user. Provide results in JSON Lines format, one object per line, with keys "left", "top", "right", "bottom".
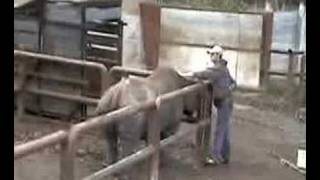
{"left": 60, "top": 137, "right": 75, "bottom": 180}
{"left": 299, "top": 54, "right": 306, "bottom": 86}
{"left": 80, "top": 4, "right": 87, "bottom": 117}
{"left": 140, "top": 3, "right": 161, "bottom": 70}
{"left": 16, "top": 91, "right": 25, "bottom": 121}
{"left": 147, "top": 102, "right": 160, "bottom": 180}
{"left": 36, "top": 0, "right": 46, "bottom": 113}
{"left": 260, "top": 12, "right": 273, "bottom": 89}
{"left": 287, "top": 49, "right": 294, "bottom": 85}
{"left": 204, "top": 86, "right": 213, "bottom": 159}
{"left": 196, "top": 85, "right": 212, "bottom": 164}
{"left": 299, "top": 53, "right": 306, "bottom": 101}
{"left": 15, "top": 61, "right": 29, "bottom": 121}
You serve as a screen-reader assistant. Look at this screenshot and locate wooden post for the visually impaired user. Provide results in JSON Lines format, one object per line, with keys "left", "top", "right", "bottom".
{"left": 15, "top": 61, "right": 29, "bottom": 121}
{"left": 16, "top": 90, "right": 25, "bottom": 121}
{"left": 140, "top": 3, "right": 161, "bottom": 70}
{"left": 36, "top": 0, "right": 46, "bottom": 113}
{"left": 147, "top": 107, "right": 160, "bottom": 180}
{"left": 80, "top": 5, "right": 87, "bottom": 117}
{"left": 287, "top": 49, "right": 294, "bottom": 85}
{"left": 260, "top": 12, "right": 274, "bottom": 89}
{"left": 299, "top": 54, "right": 306, "bottom": 86}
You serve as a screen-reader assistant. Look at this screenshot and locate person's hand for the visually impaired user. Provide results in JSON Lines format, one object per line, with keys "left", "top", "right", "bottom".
{"left": 181, "top": 72, "right": 194, "bottom": 77}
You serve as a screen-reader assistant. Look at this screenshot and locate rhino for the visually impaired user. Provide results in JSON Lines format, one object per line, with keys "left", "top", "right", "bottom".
{"left": 95, "top": 66, "right": 204, "bottom": 179}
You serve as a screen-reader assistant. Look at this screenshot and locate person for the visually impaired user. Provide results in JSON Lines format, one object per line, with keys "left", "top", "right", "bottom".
{"left": 187, "top": 45, "right": 236, "bottom": 165}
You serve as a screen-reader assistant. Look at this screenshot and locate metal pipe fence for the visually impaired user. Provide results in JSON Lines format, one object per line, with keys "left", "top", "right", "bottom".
{"left": 14, "top": 50, "right": 213, "bottom": 180}
{"left": 14, "top": 50, "right": 108, "bottom": 120}
{"left": 60, "top": 80, "right": 211, "bottom": 180}
{"left": 268, "top": 49, "right": 306, "bottom": 85}
{"left": 14, "top": 73, "right": 212, "bottom": 180}
{"left": 14, "top": 50, "right": 155, "bottom": 122}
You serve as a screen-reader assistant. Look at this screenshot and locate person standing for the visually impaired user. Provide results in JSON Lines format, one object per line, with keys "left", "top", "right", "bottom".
{"left": 188, "top": 45, "right": 236, "bottom": 165}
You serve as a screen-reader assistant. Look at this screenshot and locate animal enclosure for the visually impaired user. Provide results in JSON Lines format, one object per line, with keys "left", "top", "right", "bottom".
{"left": 14, "top": 0, "right": 123, "bottom": 118}
{"left": 15, "top": 64, "right": 214, "bottom": 180}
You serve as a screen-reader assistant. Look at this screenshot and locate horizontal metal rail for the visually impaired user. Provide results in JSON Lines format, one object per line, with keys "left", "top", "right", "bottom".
{"left": 109, "top": 66, "right": 152, "bottom": 77}
{"left": 14, "top": 50, "right": 108, "bottom": 74}
{"left": 268, "top": 71, "right": 306, "bottom": 77}
{"left": 14, "top": 130, "right": 68, "bottom": 159}
{"left": 161, "top": 41, "right": 261, "bottom": 53}
{"left": 25, "top": 72, "right": 89, "bottom": 86}
{"left": 69, "top": 81, "right": 209, "bottom": 136}
{"left": 14, "top": 81, "right": 208, "bottom": 158}
{"left": 14, "top": 85, "right": 99, "bottom": 105}
{"left": 86, "top": 56, "right": 119, "bottom": 65}
{"left": 14, "top": 66, "right": 211, "bottom": 180}
{"left": 63, "top": 81, "right": 210, "bottom": 180}
{"left": 26, "top": 87, "right": 99, "bottom": 105}
{"left": 270, "top": 49, "right": 305, "bottom": 55}
{"left": 14, "top": 50, "right": 108, "bottom": 121}
{"left": 160, "top": 4, "right": 265, "bottom": 15}
{"left": 83, "top": 120, "right": 208, "bottom": 180}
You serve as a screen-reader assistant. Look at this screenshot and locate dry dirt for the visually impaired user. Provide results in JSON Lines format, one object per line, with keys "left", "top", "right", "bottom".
{"left": 14, "top": 92, "right": 306, "bottom": 180}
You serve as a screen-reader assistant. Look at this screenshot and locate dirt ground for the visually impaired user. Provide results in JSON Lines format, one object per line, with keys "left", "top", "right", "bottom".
{"left": 14, "top": 91, "right": 306, "bottom": 180}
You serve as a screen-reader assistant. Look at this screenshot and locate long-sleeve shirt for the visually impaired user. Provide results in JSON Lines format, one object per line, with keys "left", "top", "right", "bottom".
{"left": 193, "top": 60, "right": 236, "bottom": 100}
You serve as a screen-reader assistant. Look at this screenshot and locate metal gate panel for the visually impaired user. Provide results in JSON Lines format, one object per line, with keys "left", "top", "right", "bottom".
{"left": 14, "top": 16, "right": 40, "bottom": 112}
{"left": 39, "top": 3, "right": 83, "bottom": 117}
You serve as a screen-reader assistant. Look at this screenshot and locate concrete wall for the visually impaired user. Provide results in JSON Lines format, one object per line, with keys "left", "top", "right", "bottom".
{"left": 159, "top": 8, "right": 263, "bottom": 88}
{"left": 122, "top": 3, "right": 306, "bottom": 88}
{"left": 121, "top": 4, "right": 263, "bottom": 88}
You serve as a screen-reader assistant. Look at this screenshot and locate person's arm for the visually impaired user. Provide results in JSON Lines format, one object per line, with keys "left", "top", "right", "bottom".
{"left": 193, "top": 67, "right": 223, "bottom": 80}
{"left": 193, "top": 69, "right": 213, "bottom": 79}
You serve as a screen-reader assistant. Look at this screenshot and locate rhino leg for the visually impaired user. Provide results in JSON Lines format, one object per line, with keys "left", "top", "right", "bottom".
{"left": 115, "top": 117, "right": 144, "bottom": 180}
{"left": 104, "top": 124, "right": 118, "bottom": 166}
{"left": 116, "top": 133, "right": 143, "bottom": 180}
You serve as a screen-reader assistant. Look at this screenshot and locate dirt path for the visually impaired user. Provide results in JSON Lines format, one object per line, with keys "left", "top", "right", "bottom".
{"left": 14, "top": 99, "right": 305, "bottom": 180}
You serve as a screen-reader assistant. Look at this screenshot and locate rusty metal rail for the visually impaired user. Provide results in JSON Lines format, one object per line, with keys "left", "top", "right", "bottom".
{"left": 26, "top": 72, "right": 89, "bottom": 86}
{"left": 14, "top": 50, "right": 109, "bottom": 121}
{"left": 26, "top": 87, "right": 99, "bottom": 105}
{"left": 109, "top": 66, "right": 152, "bottom": 77}
{"left": 14, "top": 50, "right": 109, "bottom": 93}
{"left": 14, "top": 130, "right": 68, "bottom": 159}
{"left": 14, "top": 51, "right": 212, "bottom": 180}
{"left": 83, "top": 120, "right": 208, "bottom": 180}
{"left": 14, "top": 50, "right": 154, "bottom": 122}
{"left": 14, "top": 79, "right": 212, "bottom": 180}
{"left": 60, "top": 80, "right": 210, "bottom": 180}
{"left": 270, "top": 49, "right": 305, "bottom": 55}
{"left": 14, "top": 50, "right": 108, "bottom": 73}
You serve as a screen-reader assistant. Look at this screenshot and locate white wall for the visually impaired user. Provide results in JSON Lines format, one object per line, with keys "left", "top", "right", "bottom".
{"left": 159, "top": 8, "right": 263, "bottom": 88}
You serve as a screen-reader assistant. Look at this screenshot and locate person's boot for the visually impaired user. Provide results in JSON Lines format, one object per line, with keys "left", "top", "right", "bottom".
{"left": 221, "top": 158, "right": 229, "bottom": 164}
{"left": 204, "top": 156, "right": 223, "bottom": 166}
